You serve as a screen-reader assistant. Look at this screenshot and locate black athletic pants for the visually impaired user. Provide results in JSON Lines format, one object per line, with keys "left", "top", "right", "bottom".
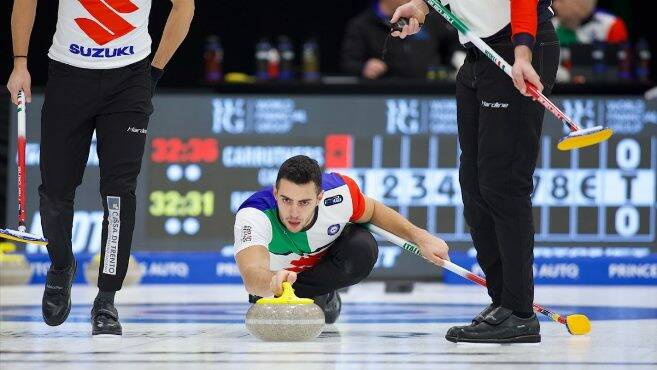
{"left": 292, "top": 224, "right": 379, "bottom": 298}
{"left": 249, "top": 224, "right": 378, "bottom": 301}
{"left": 455, "top": 22, "right": 559, "bottom": 313}
{"left": 39, "top": 58, "right": 152, "bottom": 291}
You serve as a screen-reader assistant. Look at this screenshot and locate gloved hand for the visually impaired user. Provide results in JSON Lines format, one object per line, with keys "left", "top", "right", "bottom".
{"left": 150, "top": 66, "right": 164, "bottom": 96}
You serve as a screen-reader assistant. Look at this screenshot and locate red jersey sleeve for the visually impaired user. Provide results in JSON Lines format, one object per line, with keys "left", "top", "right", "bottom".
{"left": 339, "top": 174, "right": 366, "bottom": 222}
{"left": 510, "top": 0, "right": 539, "bottom": 48}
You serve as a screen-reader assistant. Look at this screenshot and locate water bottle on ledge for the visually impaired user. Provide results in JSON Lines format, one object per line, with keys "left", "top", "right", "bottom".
{"left": 267, "top": 45, "right": 280, "bottom": 81}
{"left": 278, "top": 36, "right": 295, "bottom": 81}
{"left": 203, "top": 35, "right": 223, "bottom": 84}
{"left": 635, "top": 38, "right": 652, "bottom": 83}
{"left": 616, "top": 42, "right": 632, "bottom": 81}
{"left": 302, "top": 39, "right": 320, "bottom": 82}
{"left": 591, "top": 41, "right": 606, "bottom": 82}
{"left": 255, "top": 38, "right": 271, "bottom": 81}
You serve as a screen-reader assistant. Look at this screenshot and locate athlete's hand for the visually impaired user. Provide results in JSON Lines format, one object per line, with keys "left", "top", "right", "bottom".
{"left": 411, "top": 229, "right": 450, "bottom": 266}
{"left": 512, "top": 45, "right": 543, "bottom": 97}
{"left": 6, "top": 58, "right": 32, "bottom": 105}
{"left": 363, "top": 58, "right": 388, "bottom": 79}
{"left": 390, "top": 0, "right": 429, "bottom": 39}
{"left": 270, "top": 270, "right": 297, "bottom": 296}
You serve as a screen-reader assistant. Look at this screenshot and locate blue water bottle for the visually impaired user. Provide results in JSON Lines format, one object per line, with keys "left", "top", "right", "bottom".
{"left": 635, "top": 38, "right": 652, "bottom": 83}
{"left": 278, "top": 36, "right": 295, "bottom": 81}
{"left": 255, "top": 38, "right": 271, "bottom": 81}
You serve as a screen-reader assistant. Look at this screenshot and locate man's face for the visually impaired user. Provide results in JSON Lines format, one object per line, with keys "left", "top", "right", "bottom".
{"left": 273, "top": 179, "right": 323, "bottom": 233}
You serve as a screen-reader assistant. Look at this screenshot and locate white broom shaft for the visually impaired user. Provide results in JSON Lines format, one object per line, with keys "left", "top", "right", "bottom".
{"left": 365, "top": 224, "right": 476, "bottom": 282}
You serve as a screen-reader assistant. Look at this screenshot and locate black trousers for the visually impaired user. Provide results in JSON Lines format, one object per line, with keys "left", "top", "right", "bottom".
{"left": 293, "top": 224, "right": 379, "bottom": 298}
{"left": 456, "top": 22, "right": 559, "bottom": 313}
{"left": 250, "top": 224, "right": 378, "bottom": 302}
{"left": 39, "top": 58, "right": 152, "bottom": 291}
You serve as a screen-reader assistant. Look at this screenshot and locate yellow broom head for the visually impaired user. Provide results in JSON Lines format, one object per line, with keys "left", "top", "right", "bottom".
{"left": 0, "top": 228, "right": 48, "bottom": 245}
{"left": 557, "top": 126, "right": 613, "bottom": 151}
{"left": 566, "top": 314, "right": 592, "bottom": 335}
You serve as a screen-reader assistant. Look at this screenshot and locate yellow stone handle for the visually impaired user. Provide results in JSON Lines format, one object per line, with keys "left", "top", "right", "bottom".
{"left": 256, "top": 282, "right": 315, "bottom": 305}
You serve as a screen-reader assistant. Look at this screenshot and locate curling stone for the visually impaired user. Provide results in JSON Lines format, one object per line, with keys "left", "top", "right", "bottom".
{"left": 0, "top": 242, "right": 32, "bottom": 285}
{"left": 245, "top": 282, "right": 325, "bottom": 342}
{"left": 84, "top": 253, "right": 143, "bottom": 286}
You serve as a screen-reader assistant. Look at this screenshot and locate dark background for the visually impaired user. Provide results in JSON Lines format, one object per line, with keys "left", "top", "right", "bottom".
{"left": 1, "top": 0, "right": 656, "bottom": 228}
{"left": 1, "top": 1, "right": 654, "bottom": 87}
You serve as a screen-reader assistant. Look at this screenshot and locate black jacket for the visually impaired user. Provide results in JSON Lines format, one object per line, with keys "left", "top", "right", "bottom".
{"left": 341, "top": 7, "right": 461, "bottom": 79}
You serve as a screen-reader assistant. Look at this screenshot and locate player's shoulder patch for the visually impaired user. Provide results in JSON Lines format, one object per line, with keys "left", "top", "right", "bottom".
{"left": 323, "top": 194, "right": 344, "bottom": 207}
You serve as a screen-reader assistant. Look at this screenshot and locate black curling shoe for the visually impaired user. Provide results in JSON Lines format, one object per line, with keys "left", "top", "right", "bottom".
{"left": 445, "top": 306, "right": 540, "bottom": 343}
{"left": 314, "top": 290, "right": 342, "bottom": 324}
{"left": 446, "top": 303, "right": 500, "bottom": 336}
{"left": 91, "top": 298, "right": 122, "bottom": 336}
{"left": 42, "top": 259, "right": 77, "bottom": 326}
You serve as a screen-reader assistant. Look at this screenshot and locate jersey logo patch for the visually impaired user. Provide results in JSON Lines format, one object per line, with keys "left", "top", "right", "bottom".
{"left": 241, "top": 226, "right": 252, "bottom": 243}
{"left": 324, "top": 195, "right": 343, "bottom": 206}
{"left": 76, "top": 0, "right": 138, "bottom": 45}
{"left": 327, "top": 224, "right": 341, "bottom": 236}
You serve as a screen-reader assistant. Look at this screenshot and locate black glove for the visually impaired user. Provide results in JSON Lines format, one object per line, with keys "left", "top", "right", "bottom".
{"left": 150, "top": 66, "right": 164, "bottom": 95}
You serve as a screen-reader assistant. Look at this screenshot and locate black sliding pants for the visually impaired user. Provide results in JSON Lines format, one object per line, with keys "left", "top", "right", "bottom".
{"left": 455, "top": 22, "right": 559, "bottom": 313}
{"left": 39, "top": 58, "right": 152, "bottom": 291}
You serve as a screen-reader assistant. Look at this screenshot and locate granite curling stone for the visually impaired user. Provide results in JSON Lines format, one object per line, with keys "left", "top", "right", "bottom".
{"left": 245, "top": 282, "right": 325, "bottom": 341}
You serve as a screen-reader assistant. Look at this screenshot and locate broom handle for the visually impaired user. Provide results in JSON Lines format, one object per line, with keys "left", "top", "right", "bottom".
{"left": 17, "top": 90, "right": 27, "bottom": 232}
{"left": 365, "top": 223, "right": 569, "bottom": 325}
{"left": 423, "top": 0, "right": 580, "bottom": 132}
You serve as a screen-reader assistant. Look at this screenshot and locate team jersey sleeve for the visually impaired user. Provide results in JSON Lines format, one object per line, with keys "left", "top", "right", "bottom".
{"left": 339, "top": 174, "right": 366, "bottom": 222}
{"left": 510, "top": 0, "right": 539, "bottom": 48}
{"left": 233, "top": 207, "right": 273, "bottom": 255}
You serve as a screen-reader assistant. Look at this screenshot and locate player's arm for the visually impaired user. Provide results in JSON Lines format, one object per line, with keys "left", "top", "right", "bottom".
{"left": 233, "top": 209, "right": 297, "bottom": 296}
{"left": 6, "top": 0, "right": 37, "bottom": 104}
{"left": 339, "top": 174, "right": 449, "bottom": 265}
{"left": 510, "top": 0, "right": 542, "bottom": 96}
{"left": 235, "top": 248, "right": 298, "bottom": 297}
{"left": 355, "top": 197, "right": 449, "bottom": 266}
{"left": 151, "top": 0, "right": 194, "bottom": 70}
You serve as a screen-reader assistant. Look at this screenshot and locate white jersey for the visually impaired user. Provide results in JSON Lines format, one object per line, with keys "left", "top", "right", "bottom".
{"left": 233, "top": 173, "right": 366, "bottom": 272}
{"left": 440, "top": 0, "right": 554, "bottom": 46}
{"left": 48, "top": 0, "right": 152, "bottom": 69}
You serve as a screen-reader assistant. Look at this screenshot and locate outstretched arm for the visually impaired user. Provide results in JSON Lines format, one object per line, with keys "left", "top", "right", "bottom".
{"left": 235, "top": 246, "right": 297, "bottom": 297}
{"left": 355, "top": 196, "right": 450, "bottom": 266}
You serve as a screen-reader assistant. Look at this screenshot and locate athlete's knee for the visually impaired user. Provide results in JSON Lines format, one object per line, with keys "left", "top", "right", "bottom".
{"left": 39, "top": 185, "right": 74, "bottom": 215}
{"left": 341, "top": 225, "right": 378, "bottom": 281}
{"left": 100, "top": 176, "right": 138, "bottom": 196}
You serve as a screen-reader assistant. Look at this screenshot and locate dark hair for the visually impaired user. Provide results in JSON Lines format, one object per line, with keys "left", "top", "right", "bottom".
{"left": 276, "top": 155, "right": 322, "bottom": 193}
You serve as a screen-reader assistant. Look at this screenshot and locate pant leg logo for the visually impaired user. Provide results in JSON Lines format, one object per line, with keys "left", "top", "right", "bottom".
{"left": 103, "top": 196, "right": 121, "bottom": 275}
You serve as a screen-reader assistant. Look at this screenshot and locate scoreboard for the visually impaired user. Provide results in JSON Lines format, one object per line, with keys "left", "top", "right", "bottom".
{"left": 7, "top": 93, "right": 657, "bottom": 259}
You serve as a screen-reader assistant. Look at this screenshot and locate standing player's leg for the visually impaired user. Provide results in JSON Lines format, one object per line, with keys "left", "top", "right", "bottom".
{"left": 452, "top": 50, "right": 503, "bottom": 331}
{"left": 39, "top": 61, "right": 99, "bottom": 326}
{"left": 292, "top": 224, "right": 379, "bottom": 323}
{"left": 452, "top": 24, "right": 559, "bottom": 343}
{"left": 91, "top": 59, "right": 153, "bottom": 335}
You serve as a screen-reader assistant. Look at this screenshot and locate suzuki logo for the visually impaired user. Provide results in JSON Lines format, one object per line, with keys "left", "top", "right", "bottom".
{"left": 75, "top": 0, "right": 138, "bottom": 45}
